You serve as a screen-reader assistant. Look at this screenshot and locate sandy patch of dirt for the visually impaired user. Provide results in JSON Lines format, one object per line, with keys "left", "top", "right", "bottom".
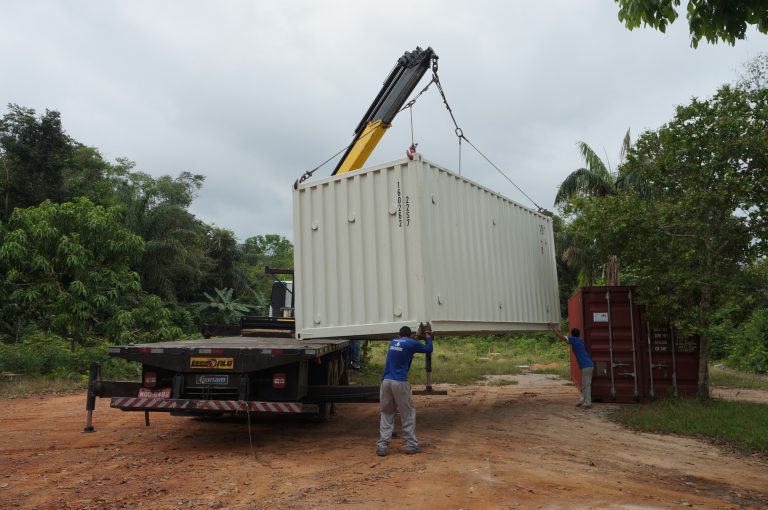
{"left": 1, "top": 374, "right": 766, "bottom": 509}
{"left": 712, "top": 388, "right": 768, "bottom": 404}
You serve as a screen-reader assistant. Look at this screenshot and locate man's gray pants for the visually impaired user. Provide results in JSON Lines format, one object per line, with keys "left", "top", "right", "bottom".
{"left": 581, "top": 367, "right": 594, "bottom": 406}
{"left": 377, "top": 379, "right": 418, "bottom": 451}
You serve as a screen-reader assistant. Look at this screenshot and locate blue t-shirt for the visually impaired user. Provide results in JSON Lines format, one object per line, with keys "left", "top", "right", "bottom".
{"left": 382, "top": 336, "right": 434, "bottom": 381}
{"left": 567, "top": 336, "right": 593, "bottom": 369}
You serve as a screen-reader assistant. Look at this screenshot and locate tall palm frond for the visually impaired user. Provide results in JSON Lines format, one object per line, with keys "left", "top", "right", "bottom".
{"left": 554, "top": 167, "right": 614, "bottom": 205}
{"left": 577, "top": 141, "right": 612, "bottom": 179}
{"left": 619, "top": 128, "right": 631, "bottom": 163}
{"left": 556, "top": 129, "right": 634, "bottom": 206}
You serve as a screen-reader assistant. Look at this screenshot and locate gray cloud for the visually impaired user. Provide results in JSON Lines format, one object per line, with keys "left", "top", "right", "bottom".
{"left": 2, "top": 0, "right": 766, "bottom": 241}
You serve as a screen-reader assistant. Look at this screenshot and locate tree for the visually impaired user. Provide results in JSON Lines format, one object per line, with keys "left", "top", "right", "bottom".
{"left": 737, "top": 52, "right": 768, "bottom": 92}
{"left": 242, "top": 234, "right": 294, "bottom": 299}
{"left": 570, "top": 84, "right": 768, "bottom": 396}
{"left": 0, "top": 104, "right": 74, "bottom": 218}
{"left": 551, "top": 215, "right": 582, "bottom": 315}
{"left": 555, "top": 131, "right": 633, "bottom": 285}
{"left": 0, "top": 198, "right": 183, "bottom": 348}
{"left": 204, "top": 227, "right": 252, "bottom": 298}
{"left": 111, "top": 162, "right": 209, "bottom": 301}
{"left": 615, "top": 0, "right": 768, "bottom": 48}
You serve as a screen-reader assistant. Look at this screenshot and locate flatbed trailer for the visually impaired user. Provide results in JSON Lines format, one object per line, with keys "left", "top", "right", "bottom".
{"left": 84, "top": 335, "right": 381, "bottom": 432}
{"left": 83, "top": 46, "right": 452, "bottom": 432}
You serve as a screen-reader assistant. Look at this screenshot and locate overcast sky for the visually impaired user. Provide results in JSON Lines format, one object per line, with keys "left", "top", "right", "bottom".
{"left": 2, "top": 1, "right": 767, "bottom": 241}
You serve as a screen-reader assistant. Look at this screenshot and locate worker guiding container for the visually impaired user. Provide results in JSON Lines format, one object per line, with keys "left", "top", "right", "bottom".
{"left": 567, "top": 286, "right": 700, "bottom": 403}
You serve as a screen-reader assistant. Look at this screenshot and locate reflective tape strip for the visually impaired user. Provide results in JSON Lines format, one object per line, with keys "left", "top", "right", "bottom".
{"left": 111, "top": 398, "right": 302, "bottom": 413}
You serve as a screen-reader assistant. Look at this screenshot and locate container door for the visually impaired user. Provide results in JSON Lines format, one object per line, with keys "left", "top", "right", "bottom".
{"left": 643, "top": 324, "right": 700, "bottom": 399}
{"left": 576, "top": 287, "right": 642, "bottom": 403}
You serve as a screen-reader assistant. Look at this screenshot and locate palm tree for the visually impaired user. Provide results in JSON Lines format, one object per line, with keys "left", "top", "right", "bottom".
{"left": 555, "top": 129, "right": 631, "bottom": 205}
{"left": 555, "top": 130, "right": 632, "bottom": 286}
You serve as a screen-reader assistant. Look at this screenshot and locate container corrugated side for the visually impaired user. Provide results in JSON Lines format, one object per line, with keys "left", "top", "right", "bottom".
{"left": 293, "top": 155, "right": 560, "bottom": 339}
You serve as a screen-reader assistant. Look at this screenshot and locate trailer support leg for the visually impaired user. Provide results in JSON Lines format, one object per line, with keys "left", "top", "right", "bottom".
{"left": 83, "top": 362, "right": 101, "bottom": 433}
{"left": 412, "top": 323, "right": 448, "bottom": 396}
{"left": 144, "top": 411, "right": 150, "bottom": 427}
{"left": 425, "top": 352, "right": 433, "bottom": 391}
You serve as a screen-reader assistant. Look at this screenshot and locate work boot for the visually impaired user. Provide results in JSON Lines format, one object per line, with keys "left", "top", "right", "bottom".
{"left": 405, "top": 446, "right": 422, "bottom": 455}
{"left": 376, "top": 447, "right": 387, "bottom": 457}
{"left": 575, "top": 401, "right": 583, "bottom": 407}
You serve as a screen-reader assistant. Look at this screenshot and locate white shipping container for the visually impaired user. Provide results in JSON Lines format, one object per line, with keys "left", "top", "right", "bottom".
{"left": 293, "top": 155, "right": 560, "bottom": 339}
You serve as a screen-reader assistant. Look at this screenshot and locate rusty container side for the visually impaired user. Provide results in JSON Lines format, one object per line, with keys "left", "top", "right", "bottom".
{"left": 568, "top": 286, "right": 644, "bottom": 403}
{"left": 643, "top": 323, "right": 700, "bottom": 399}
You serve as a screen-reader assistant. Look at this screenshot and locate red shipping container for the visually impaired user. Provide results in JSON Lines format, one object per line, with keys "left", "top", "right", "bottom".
{"left": 644, "top": 324, "right": 699, "bottom": 399}
{"left": 567, "top": 286, "right": 699, "bottom": 403}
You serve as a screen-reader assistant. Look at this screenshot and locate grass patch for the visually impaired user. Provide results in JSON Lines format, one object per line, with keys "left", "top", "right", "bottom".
{"left": 710, "top": 366, "right": 768, "bottom": 390}
{"left": 612, "top": 397, "right": 768, "bottom": 455}
{"left": 486, "top": 378, "right": 519, "bottom": 386}
{"left": 0, "top": 375, "right": 86, "bottom": 399}
{"left": 0, "top": 357, "right": 139, "bottom": 399}
{"left": 530, "top": 365, "right": 571, "bottom": 378}
{"left": 352, "top": 334, "right": 568, "bottom": 386}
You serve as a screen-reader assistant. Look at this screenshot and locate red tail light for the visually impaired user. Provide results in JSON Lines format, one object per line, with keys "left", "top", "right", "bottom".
{"left": 273, "top": 373, "right": 286, "bottom": 389}
{"left": 143, "top": 371, "right": 157, "bottom": 388}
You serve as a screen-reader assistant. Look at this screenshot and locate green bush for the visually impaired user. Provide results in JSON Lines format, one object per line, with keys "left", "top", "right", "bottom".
{"left": 0, "top": 333, "right": 132, "bottom": 378}
{"left": 0, "top": 333, "right": 72, "bottom": 374}
{"left": 727, "top": 308, "right": 768, "bottom": 373}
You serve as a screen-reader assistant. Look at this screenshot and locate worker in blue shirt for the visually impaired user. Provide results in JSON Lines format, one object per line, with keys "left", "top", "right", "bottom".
{"left": 376, "top": 325, "right": 433, "bottom": 456}
{"left": 549, "top": 324, "right": 594, "bottom": 409}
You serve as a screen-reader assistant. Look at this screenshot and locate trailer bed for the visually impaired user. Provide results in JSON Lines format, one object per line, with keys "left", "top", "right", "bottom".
{"left": 108, "top": 337, "right": 349, "bottom": 373}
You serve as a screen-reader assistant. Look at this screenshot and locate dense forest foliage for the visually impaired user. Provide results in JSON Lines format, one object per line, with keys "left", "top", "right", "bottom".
{"left": 553, "top": 55, "right": 768, "bottom": 393}
{"left": 0, "top": 104, "right": 292, "bottom": 377}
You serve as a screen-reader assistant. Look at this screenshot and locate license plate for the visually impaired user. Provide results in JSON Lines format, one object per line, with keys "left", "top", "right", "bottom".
{"left": 195, "top": 375, "right": 230, "bottom": 385}
{"left": 138, "top": 387, "right": 171, "bottom": 398}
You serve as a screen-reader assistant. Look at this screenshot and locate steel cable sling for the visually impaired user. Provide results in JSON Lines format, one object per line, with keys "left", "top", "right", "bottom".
{"left": 296, "top": 58, "right": 546, "bottom": 214}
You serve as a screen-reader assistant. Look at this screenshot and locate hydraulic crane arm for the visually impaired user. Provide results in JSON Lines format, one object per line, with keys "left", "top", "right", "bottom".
{"left": 332, "top": 46, "right": 437, "bottom": 176}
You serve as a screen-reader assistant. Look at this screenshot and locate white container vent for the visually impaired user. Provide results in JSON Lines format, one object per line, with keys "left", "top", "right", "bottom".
{"left": 293, "top": 155, "right": 560, "bottom": 339}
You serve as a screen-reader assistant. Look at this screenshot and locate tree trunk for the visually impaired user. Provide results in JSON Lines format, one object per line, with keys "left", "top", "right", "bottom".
{"left": 605, "top": 254, "right": 620, "bottom": 286}
{"left": 697, "top": 332, "right": 711, "bottom": 398}
{"left": 3, "top": 158, "right": 10, "bottom": 218}
{"left": 697, "top": 282, "right": 712, "bottom": 398}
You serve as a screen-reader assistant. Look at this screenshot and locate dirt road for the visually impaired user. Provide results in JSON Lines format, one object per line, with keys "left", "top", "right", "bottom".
{"left": 1, "top": 374, "right": 766, "bottom": 510}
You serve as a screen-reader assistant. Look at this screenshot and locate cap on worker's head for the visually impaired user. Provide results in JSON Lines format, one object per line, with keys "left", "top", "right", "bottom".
{"left": 399, "top": 326, "right": 412, "bottom": 338}
{"left": 570, "top": 328, "right": 581, "bottom": 338}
